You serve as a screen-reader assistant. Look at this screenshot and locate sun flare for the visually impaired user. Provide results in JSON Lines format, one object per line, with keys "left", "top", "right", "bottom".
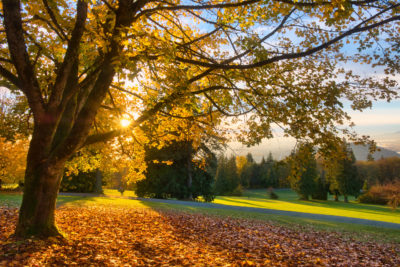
{"left": 120, "top": 118, "right": 131, "bottom": 128}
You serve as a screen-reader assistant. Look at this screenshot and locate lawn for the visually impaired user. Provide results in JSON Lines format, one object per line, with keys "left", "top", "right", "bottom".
{"left": 1, "top": 191, "right": 400, "bottom": 244}
{"left": 102, "top": 188, "right": 137, "bottom": 197}
{"left": 94, "top": 188, "right": 400, "bottom": 224}
{"left": 214, "top": 189, "right": 400, "bottom": 224}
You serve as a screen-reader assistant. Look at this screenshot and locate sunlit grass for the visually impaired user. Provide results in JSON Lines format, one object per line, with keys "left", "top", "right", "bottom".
{"left": 0, "top": 183, "right": 19, "bottom": 190}
{"left": 58, "top": 195, "right": 147, "bottom": 208}
{"left": 102, "top": 188, "right": 137, "bottom": 197}
{"left": 213, "top": 189, "right": 400, "bottom": 224}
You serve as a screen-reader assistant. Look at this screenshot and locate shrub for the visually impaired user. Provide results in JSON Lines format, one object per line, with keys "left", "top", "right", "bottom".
{"left": 385, "top": 181, "right": 400, "bottom": 210}
{"left": 269, "top": 191, "right": 279, "bottom": 200}
{"left": 358, "top": 181, "right": 400, "bottom": 210}
{"left": 267, "top": 187, "right": 279, "bottom": 199}
{"left": 358, "top": 192, "right": 388, "bottom": 205}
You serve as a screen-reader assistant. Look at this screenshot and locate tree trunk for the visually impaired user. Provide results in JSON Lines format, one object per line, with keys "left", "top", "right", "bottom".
{"left": 15, "top": 158, "right": 65, "bottom": 238}
{"left": 344, "top": 195, "right": 348, "bottom": 203}
{"left": 300, "top": 194, "right": 309, "bottom": 201}
{"left": 187, "top": 155, "right": 193, "bottom": 200}
{"left": 94, "top": 168, "right": 103, "bottom": 194}
{"left": 334, "top": 192, "right": 339, "bottom": 201}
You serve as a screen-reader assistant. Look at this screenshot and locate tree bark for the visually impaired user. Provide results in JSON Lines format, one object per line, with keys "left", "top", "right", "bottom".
{"left": 15, "top": 157, "right": 66, "bottom": 238}
{"left": 94, "top": 169, "right": 103, "bottom": 194}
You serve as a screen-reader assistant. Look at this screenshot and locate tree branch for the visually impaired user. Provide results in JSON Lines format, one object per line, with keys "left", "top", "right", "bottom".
{"left": 83, "top": 130, "right": 122, "bottom": 147}
{"left": 0, "top": 64, "right": 22, "bottom": 88}
{"left": 48, "top": 0, "right": 88, "bottom": 112}
{"left": 136, "top": 0, "right": 262, "bottom": 18}
{"left": 177, "top": 11, "right": 400, "bottom": 70}
{"left": 111, "top": 84, "right": 144, "bottom": 101}
{"left": 32, "top": 14, "right": 66, "bottom": 41}
{"left": 42, "top": 0, "right": 68, "bottom": 41}
{"left": 2, "top": 0, "right": 45, "bottom": 117}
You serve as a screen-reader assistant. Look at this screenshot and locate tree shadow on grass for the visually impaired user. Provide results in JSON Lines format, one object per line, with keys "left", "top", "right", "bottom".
{"left": 216, "top": 197, "right": 271, "bottom": 208}
{"left": 56, "top": 195, "right": 101, "bottom": 207}
{"left": 286, "top": 198, "right": 400, "bottom": 217}
{"left": 224, "top": 189, "right": 400, "bottom": 219}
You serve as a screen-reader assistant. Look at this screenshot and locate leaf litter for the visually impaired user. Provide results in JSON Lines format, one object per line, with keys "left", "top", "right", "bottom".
{"left": 0, "top": 206, "right": 399, "bottom": 266}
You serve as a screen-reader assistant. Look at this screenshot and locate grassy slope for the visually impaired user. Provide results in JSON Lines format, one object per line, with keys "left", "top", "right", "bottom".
{"left": 213, "top": 189, "right": 400, "bottom": 224}
{"left": 1, "top": 192, "right": 400, "bottom": 244}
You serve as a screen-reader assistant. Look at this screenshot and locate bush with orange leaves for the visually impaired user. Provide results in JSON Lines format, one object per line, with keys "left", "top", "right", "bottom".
{"left": 359, "top": 180, "right": 400, "bottom": 210}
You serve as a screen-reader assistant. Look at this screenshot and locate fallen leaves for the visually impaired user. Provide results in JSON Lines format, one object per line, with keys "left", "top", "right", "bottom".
{"left": 0, "top": 206, "right": 399, "bottom": 266}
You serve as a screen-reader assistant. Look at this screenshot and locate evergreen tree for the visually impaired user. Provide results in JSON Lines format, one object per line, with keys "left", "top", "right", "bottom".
{"left": 238, "top": 153, "right": 257, "bottom": 188}
{"left": 335, "top": 143, "right": 361, "bottom": 202}
{"left": 60, "top": 171, "right": 98, "bottom": 193}
{"left": 135, "top": 141, "right": 215, "bottom": 201}
{"left": 246, "top": 153, "right": 255, "bottom": 164}
{"left": 288, "top": 143, "right": 318, "bottom": 200}
{"left": 326, "top": 141, "right": 362, "bottom": 202}
{"left": 239, "top": 161, "right": 253, "bottom": 188}
{"left": 214, "top": 155, "right": 229, "bottom": 195}
{"left": 312, "top": 169, "right": 329, "bottom": 200}
{"left": 261, "top": 153, "right": 279, "bottom": 188}
{"left": 214, "top": 155, "right": 241, "bottom": 195}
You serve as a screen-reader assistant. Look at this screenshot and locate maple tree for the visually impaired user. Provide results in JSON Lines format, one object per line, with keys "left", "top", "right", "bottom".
{"left": 0, "top": 0, "right": 399, "bottom": 237}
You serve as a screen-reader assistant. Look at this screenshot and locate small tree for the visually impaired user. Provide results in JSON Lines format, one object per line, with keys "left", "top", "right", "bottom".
{"left": 214, "top": 155, "right": 241, "bottom": 195}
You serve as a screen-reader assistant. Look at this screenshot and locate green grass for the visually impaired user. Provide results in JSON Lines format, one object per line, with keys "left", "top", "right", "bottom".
{"left": 1, "top": 191, "right": 400, "bottom": 244}
{"left": 213, "top": 189, "right": 400, "bottom": 224}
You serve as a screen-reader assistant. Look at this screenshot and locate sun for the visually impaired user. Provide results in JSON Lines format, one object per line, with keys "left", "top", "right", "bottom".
{"left": 120, "top": 118, "right": 131, "bottom": 128}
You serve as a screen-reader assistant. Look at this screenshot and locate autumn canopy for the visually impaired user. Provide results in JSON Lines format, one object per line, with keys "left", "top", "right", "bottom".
{"left": 0, "top": 0, "right": 399, "bottom": 237}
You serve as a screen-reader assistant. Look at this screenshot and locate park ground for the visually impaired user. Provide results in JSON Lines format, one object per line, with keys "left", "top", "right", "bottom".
{"left": 1, "top": 189, "right": 400, "bottom": 266}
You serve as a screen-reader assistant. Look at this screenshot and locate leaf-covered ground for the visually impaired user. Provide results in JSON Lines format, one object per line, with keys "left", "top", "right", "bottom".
{"left": 0, "top": 206, "right": 399, "bottom": 266}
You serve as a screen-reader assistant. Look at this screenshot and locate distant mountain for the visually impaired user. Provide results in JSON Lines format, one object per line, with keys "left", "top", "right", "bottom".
{"left": 373, "top": 131, "right": 400, "bottom": 153}
{"left": 228, "top": 137, "right": 400, "bottom": 162}
{"left": 350, "top": 144, "right": 399, "bottom": 161}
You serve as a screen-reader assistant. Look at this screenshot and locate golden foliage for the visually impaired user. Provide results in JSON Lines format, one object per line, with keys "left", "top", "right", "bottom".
{"left": 0, "top": 136, "right": 28, "bottom": 184}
